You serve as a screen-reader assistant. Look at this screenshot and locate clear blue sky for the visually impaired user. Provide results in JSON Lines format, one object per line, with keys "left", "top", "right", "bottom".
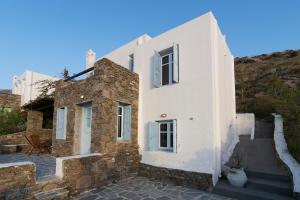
{"left": 1, "top": 0, "right": 300, "bottom": 89}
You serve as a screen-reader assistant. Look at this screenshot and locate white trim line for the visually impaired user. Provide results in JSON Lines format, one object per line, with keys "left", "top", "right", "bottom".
{"left": 0, "top": 161, "right": 34, "bottom": 168}
{"left": 273, "top": 113, "right": 300, "bottom": 193}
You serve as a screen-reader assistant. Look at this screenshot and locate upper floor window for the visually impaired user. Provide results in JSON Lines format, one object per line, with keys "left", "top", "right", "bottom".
{"left": 129, "top": 54, "right": 134, "bottom": 72}
{"left": 160, "top": 49, "right": 174, "bottom": 86}
{"left": 153, "top": 43, "right": 179, "bottom": 87}
{"left": 117, "top": 102, "right": 132, "bottom": 141}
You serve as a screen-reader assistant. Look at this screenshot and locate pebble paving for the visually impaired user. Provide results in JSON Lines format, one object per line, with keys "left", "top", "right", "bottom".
{"left": 0, "top": 153, "right": 56, "bottom": 178}
{"left": 73, "top": 177, "right": 234, "bottom": 200}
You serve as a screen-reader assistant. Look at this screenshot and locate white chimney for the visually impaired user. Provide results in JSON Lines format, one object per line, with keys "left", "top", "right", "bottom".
{"left": 86, "top": 49, "right": 96, "bottom": 69}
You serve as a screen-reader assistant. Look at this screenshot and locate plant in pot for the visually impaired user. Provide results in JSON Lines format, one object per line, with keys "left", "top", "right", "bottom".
{"left": 226, "top": 151, "right": 247, "bottom": 187}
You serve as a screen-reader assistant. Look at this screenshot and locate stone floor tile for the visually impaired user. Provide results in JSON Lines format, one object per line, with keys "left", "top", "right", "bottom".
{"left": 73, "top": 176, "right": 233, "bottom": 200}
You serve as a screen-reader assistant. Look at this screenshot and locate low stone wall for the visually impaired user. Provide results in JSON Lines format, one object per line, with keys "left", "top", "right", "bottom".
{"left": 0, "top": 162, "right": 35, "bottom": 199}
{"left": 273, "top": 114, "right": 300, "bottom": 199}
{"left": 56, "top": 153, "right": 107, "bottom": 195}
{"left": 0, "top": 93, "right": 21, "bottom": 110}
{"left": 139, "top": 163, "right": 213, "bottom": 191}
{"left": 0, "top": 131, "right": 27, "bottom": 145}
{"left": 236, "top": 113, "right": 255, "bottom": 139}
{"left": 56, "top": 144, "right": 140, "bottom": 195}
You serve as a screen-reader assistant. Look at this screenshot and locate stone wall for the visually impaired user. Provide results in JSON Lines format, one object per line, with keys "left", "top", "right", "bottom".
{"left": 0, "top": 94, "right": 21, "bottom": 110}
{"left": 52, "top": 58, "right": 139, "bottom": 157}
{"left": 0, "top": 162, "right": 35, "bottom": 199}
{"left": 56, "top": 147, "right": 140, "bottom": 195}
{"left": 0, "top": 131, "right": 27, "bottom": 145}
{"left": 26, "top": 110, "right": 52, "bottom": 142}
{"left": 139, "top": 163, "right": 214, "bottom": 191}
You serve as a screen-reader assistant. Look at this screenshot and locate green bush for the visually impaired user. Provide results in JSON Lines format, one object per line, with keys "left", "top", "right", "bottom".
{"left": 266, "top": 79, "right": 300, "bottom": 162}
{"left": 0, "top": 109, "right": 27, "bottom": 135}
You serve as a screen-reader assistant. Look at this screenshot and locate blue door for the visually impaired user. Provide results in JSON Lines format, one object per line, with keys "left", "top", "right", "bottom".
{"left": 80, "top": 104, "right": 92, "bottom": 154}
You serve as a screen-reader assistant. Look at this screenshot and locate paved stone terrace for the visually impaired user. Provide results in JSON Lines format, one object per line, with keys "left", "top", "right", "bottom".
{"left": 0, "top": 153, "right": 56, "bottom": 179}
{"left": 73, "top": 176, "right": 234, "bottom": 200}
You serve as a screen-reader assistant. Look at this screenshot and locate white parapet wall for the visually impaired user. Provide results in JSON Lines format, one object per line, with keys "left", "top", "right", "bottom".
{"left": 273, "top": 114, "right": 300, "bottom": 194}
{"left": 236, "top": 113, "right": 255, "bottom": 140}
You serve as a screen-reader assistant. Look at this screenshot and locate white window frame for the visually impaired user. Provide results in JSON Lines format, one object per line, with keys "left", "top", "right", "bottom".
{"left": 160, "top": 52, "right": 174, "bottom": 86}
{"left": 158, "top": 120, "right": 174, "bottom": 151}
{"left": 117, "top": 105, "right": 124, "bottom": 139}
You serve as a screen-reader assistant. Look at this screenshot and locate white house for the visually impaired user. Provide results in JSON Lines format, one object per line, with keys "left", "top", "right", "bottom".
{"left": 12, "top": 71, "right": 58, "bottom": 105}
{"left": 96, "top": 12, "right": 237, "bottom": 185}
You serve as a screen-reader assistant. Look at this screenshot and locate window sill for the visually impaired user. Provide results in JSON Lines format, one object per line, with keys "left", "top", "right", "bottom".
{"left": 157, "top": 82, "right": 179, "bottom": 88}
{"left": 158, "top": 148, "right": 174, "bottom": 152}
{"left": 116, "top": 139, "right": 131, "bottom": 143}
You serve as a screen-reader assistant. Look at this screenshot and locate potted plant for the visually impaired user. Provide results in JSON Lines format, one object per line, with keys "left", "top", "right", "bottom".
{"left": 226, "top": 151, "right": 247, "bottom": 187}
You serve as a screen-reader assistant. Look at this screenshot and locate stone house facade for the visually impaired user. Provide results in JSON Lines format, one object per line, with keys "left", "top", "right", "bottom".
{"left": 52, "top": 58, "right": 140, "bottom": 179}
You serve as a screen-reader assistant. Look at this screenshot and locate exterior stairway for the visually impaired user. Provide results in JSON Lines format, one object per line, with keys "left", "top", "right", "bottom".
{"left": 30, "top": 175, "right": 70, "bottom": 200}
{"left": 213, "top": 119, "right": 294, "bottom": 200}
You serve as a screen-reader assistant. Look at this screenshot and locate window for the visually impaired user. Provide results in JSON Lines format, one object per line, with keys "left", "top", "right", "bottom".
{"left": 117, "top": 102, "right": 132, "bottom": 141}
{"left": 117, "top": 105, "right": 124, "bottom": 139}
{"left": 129, "top": 54, "right": 134, "bottom": 72}
{"left": 56, "top": 107, "right": 67, "bottom": 139}
{"left": 148, "top": 120, "right": 177, "bottom": 152}
{"left": 160, "top": 49, "right": 174, "bottom": 86}
{"left": 153, "top": 43, "right": 179, "bottom": 88}
{"left": 159, "top": 121, "right": 174, "bottom": 150}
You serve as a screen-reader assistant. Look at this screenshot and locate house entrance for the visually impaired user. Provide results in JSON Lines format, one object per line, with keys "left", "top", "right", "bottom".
{"left": 80, "top": 103, "right": 92, "bottom": 154}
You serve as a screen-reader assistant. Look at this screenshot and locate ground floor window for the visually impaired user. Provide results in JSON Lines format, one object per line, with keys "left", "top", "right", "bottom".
{"left": 159, "top": 121, "right": 174, "bottom": 150}
{"left": 117, "top": 102, "right": 132, "bottom": 141}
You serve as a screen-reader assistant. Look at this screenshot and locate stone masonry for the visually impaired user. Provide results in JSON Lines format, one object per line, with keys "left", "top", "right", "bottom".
{"left": 0, "top": 162, "right": 35, "bottom": 200}
{"left": 0, "top": 94, "right": 21, "bottom": 110}
{"left": 139, "top": 163, "right": 214, "bottom": 191}
{"left": 52, "top": 58, "right": 140, "bottom": 193}
{"left": 26, "top": 110, "right": 52, "bottom": 142}
{"left": 52, "top": 58, "right": 139, "bottom": 156}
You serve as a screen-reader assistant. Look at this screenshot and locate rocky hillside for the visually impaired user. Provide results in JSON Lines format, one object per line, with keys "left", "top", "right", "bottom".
{"left": 235, "top": 49, "right": 300, "bottom": 161}
{"left": 235, "top": 49, "right": 300, "bottom": 114}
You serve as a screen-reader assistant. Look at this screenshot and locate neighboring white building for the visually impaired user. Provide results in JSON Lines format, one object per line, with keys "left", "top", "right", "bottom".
{"left": 99, "top": 12, "right": 237, "bottom": 184}
{"left": 12, "top": 71, "right": 58, "bottom": 105}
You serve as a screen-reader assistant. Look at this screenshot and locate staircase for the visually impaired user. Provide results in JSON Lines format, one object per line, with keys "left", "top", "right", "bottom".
{"left": 213, "top": 119, "right": 294, "bottom": 200}
{"left": 30, "top": 175, "right": 70, "bottom": 200}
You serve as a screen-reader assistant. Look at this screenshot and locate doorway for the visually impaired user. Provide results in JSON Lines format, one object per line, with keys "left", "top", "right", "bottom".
{"left": 80, "top": 103, "right": 92, "bottom": 154}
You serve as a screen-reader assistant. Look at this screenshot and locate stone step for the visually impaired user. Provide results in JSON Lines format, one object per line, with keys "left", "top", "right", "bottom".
{"left": 247, "top": 177, "right": 293, "bottom": 196}
{"left": 34, "top": 188, "right": 69, "bottom": 200}
{"left": 245, "top": 170, "right": 291, "bottom": 183}
{"left": 213, "top": 180, "right": 294, "bottom": 200}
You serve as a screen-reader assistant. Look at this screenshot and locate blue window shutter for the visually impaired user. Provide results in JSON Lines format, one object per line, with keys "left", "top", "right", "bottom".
{"left": 56, "top": 109, "right": 63, "bottom": 139}
{"left": 153, "top": 51, "right": 161, "bottom": 88}
{"left": 123, "top": 105, "right": 131, "bottom": 141}
{"left": 173, "top": 120, "right": 177, "bottom": 153}
{"left": 148, "top": 122, "right": 159, "bottom": 151}
{"left": 173, "top": 43, "right": 179, "bottom": 83}
{"left": 56, "top": 107, "right": 67, "bottom": 139}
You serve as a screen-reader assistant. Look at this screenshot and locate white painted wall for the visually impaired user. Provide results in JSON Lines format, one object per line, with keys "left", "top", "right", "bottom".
{"left": 273, "top": 114, "right": 300, "bottom": 194}
{"left": 12, "top": 71, "right": 58, "bottom": 105}
{"left": 101, "top": 12, "right": 235, "bottom": 185}
{"left": 236, "top": 113, "right": 255, "bottom": 139}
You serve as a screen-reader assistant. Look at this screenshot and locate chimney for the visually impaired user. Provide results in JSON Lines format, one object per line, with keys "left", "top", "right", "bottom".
{"left": 86, "top": 49, "right": 96, "bottom": 69}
